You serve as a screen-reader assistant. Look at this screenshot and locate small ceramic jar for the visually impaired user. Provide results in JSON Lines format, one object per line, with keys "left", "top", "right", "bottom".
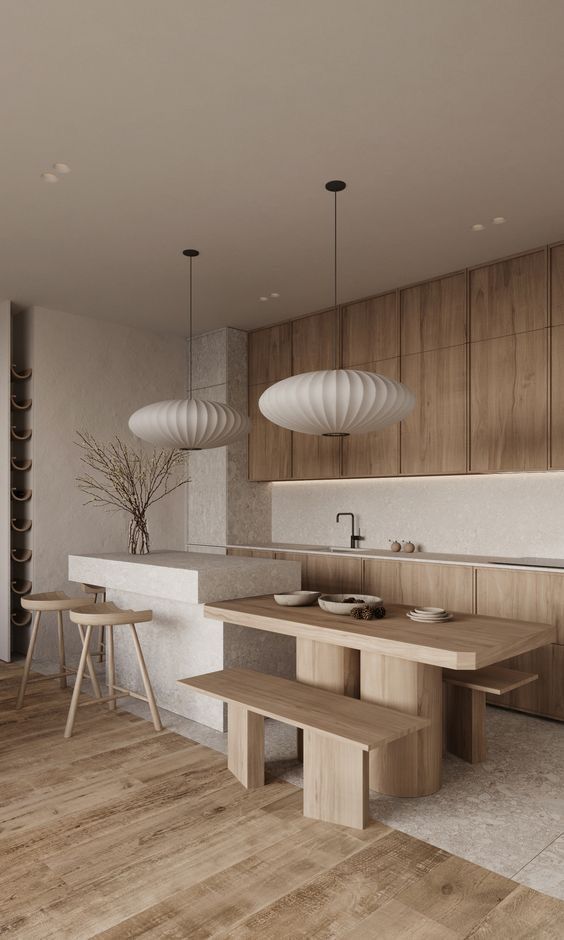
{"left": 402, "top": 541, "right": 415, "bottom": 553}
{"left": 389, "top": 540, "right": 401, "bottom": 552}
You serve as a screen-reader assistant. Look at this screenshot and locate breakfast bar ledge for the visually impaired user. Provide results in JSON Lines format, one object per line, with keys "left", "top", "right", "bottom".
{"left": 203, "top": 595, "right": 555, "bottom": 797}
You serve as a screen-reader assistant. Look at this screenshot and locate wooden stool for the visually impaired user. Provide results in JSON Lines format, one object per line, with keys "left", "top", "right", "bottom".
{"left": 16, "top": 591, "right": 102, "bottom": 709}
{"left": 80, "top": 582, "right": 106, "bottom": 662}
{"left": 65, "top": 602, "right": 162, "bottom": 738}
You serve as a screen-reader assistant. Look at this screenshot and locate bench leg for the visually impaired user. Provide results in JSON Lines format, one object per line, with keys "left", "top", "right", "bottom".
{"left": 296, "top": 638, "right": 360, "bottom": 761}
{"left": 303, "top": 730, "right": 368, "bottom": 829}
{"left": 227, "top": 703, "right": 264, "bottom": 789}
{"left": 445, "top": 684, "right": 487, "bottom": 764}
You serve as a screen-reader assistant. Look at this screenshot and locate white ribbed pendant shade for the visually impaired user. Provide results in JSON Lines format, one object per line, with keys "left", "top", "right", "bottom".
{"left": 258, "top": 369, "right": 415, "bottom": 436}
{"left": 128, "top": 249, "right": 250, "bottom": 451}
{"left": 129, "top": 398, "right": 251, "bottom": 450}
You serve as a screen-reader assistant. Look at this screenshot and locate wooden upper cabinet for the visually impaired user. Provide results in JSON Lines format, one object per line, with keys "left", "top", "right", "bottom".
{"left": 364, "top": 559, "right": 474, "bottom": 612}
{"left": 470, "top": 329, "right": 548, "bottom": 472}
{"left": 292, "top": 309, "right": 338, "bottom": 373}
{"left": 400, "top": 344, "right": 467, "bottom": 475}
{"left": 342, "top": 357, "right": 400, "bottom": 477}
{"left": 400, "top": 273, "right": 466, "bottom": 355}
{"left": 292, "top": 432, "right": 340, "bottom": 480}
{"left": 341, "top": 292, "right": 398, "bottom": 366}
{"left": 469, "top": 250, "right": 547, "bottom": 342}
{"left": 551, "top": 325, "right": 564, "bottom": 468}
{"left": 551, "top": 243, "right": 564, "bottom": 326}
{"left": 248, "top": 323, "right": 292, "bottom": 385}
{"left": 248, "top": 383, "right": 292, "bottom": 481}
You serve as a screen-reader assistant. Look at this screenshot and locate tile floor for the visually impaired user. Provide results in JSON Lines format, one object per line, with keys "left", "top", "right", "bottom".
{"left": 35, "top": 659, "right": 564, "bottom": 902}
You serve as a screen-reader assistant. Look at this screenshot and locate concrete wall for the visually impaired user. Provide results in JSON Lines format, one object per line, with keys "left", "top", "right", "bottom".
{"left": 29, "top": 305, "right": 187, "bottom": 661}
{"left": 186, "top": 327, "right": 271, "bottom": 551}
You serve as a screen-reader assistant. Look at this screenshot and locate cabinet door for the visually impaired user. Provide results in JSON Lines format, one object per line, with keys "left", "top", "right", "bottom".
{"left": 470, "top": 250, "right": 547, "bottom": 342}
{"left": 276, "top": 552, "right": 362, "bottom": 594}
{"left": 292, "top": 309, "right": 340, "bottom": 478}
{"left": 248, "top": 323, "right": 292, "bottom": 385}
{"left": 364, "top": 559, "right": 474, "bottom": 612}
{"left": 476, "top": 567, "right": 564, "bottom": 719}
{"left": 341, "top": 357, "right": 400, "bottom": 477}
{"left": 227, "top": 547, "right": 276, "bottom": 558}
{"left": 551, "top": 243, "right": 564, "bottom": 326}
{"left": 551, "top": 325, "right": 564, "bottom": 468}
{"left": 470, "top": 330, "right": 548, "bottom": 472}
{"left": 292, "top": 308, "right": 338, "bottom": 373}
{"left": 400, "top": 273, "right": 466, "bottom": 355}
{"left": 342, "top": 292, "right": 398, "bottom": 366}
{"left": 476, "top": 567, "right": 564, "bottom": 644}
{"left": 400, "top": 345, "right": 467, "bottom": 475}
{"left": 248, "top": 384, "right": 292, "bottom": 481}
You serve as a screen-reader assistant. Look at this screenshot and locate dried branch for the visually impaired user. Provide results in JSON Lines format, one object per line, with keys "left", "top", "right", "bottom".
{"left": 75, "top": 431, "right": 190, "bottom": 554}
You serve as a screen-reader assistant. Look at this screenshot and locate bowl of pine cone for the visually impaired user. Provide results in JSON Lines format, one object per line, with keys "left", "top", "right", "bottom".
{"left": 318, "top": 594, "right": 384, "bottom": 617}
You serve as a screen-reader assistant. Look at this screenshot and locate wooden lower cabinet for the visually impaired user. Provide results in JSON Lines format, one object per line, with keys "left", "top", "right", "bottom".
{"left": 363, "top": 559, "right": 474, "bottom": 613}
{"left": 276, "top": 552, "right": 362, "bottom": 595}
{"left": 476, "top": 567, "right": 564, "bottom": 720}
{"left": 226, "top": 548, "right": 275, "bottom": 558}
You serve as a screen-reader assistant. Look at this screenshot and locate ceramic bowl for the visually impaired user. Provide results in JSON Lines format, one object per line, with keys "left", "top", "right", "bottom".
{"left": 274, "top": 591, "right": 321, "bottom": 607}
{"left": 318, "top": 593, "right": 383, "bottom": 615}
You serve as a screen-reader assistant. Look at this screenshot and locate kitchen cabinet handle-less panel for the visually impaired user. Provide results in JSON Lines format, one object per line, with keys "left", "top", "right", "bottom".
{"left": 341, "top": 292, "right": 399, "bottom": 366}
{"left": 470, "top": 329, "right": 548, "bottom": 472}
{"left": 248, "top": 323, "right": 292, "bottom": 386}
{"left": 470, "top": 250, "right": 547, "bottom": 342}
{"left": 363, "top": 558, "right": 474, "bottom": 613}
{"left": 476, "top": 566, "right": 564, "bottom": 720}
{"left": 400, "top": 345, "right": 467, "bottom": 475}
{"left": 400, "top": 272, "right": 466, "bottom": 355}
{"left": 341, "top": 358, "right": 400, "bottom": 478}
{"left": 248, "top": 383, "right": 292, "bottom": 481}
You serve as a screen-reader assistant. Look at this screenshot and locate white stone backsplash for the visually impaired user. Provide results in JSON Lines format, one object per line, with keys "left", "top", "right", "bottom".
{"left": 271, "top": 472, "right": 564, "bottom": 558}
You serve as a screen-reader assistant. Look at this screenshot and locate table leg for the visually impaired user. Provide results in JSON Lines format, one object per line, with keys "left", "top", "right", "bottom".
{"left": 361, "top": 652, "right": 443, "bottom": 797}
{"left": 296, "top": 638, "right": 360, "bottom": 759}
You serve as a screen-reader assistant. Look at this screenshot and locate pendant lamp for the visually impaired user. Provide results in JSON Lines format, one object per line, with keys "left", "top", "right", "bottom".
{"left": 129, "top": 250, "right": 251, "bottom": 450}
{"left": 259, "top": 182, "right": 415, "bottom": 437}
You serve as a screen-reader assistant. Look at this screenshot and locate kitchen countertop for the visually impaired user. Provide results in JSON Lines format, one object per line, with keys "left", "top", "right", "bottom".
{"left": 68, "top": 550, "right": 301, "bottom": 604}
{"left": 227, "top": 543, "right": 564, "bottom": 574}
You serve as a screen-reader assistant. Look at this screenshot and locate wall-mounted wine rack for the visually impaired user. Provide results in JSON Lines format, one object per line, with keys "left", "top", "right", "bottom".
{"left": 8, "top": 313, "right": 33, "bottom": 657}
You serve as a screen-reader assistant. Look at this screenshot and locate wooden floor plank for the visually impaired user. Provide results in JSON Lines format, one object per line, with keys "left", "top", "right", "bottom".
{"left": 0, "top": 669, "right": 563, "bottom": 940}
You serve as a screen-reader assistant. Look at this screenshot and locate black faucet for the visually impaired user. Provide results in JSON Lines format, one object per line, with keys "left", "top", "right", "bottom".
{"left": 336, "top": 512, "right": 364, "bottom": 549}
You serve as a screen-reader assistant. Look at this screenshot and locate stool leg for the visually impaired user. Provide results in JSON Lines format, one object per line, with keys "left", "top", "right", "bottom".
{"left": 106, "top": 624, "right": 115, "bottom": 711}
{"left": 57, "top": 610, "right": 67, "bottom": 689}
{"left": 16, "top": 610, "right": 41, "bottom": 709}
{"left": 95, "top": 624, "right": 105, "bottom": 662}
{"left": 77, "top": 624, "right": 102, "bottom": 699}
{"left": 64, "top": 624, "right": 93, "bottom": 738}
{"left": 129, "top": 623, "right": 162, "bottom": 731}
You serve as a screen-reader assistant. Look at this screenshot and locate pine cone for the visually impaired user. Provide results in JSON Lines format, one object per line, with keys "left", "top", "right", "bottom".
{"left": 351, "top": 605, "right": 366, "bottom": 620}
{"left": 360, "top": 606, "right": 374, "bottom": 620}
{"left": 373, "top": 606, "right": 386, "bottom": 619}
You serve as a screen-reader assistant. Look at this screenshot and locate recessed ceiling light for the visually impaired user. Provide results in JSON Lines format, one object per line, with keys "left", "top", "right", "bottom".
{"left": 471, "top": 223, "right": 485, "bottom": 231}
{"left": 53, "top": 162, "right": 71, "bottom": 174}
{"left": 259, "top": 296, "right": 268, "bottom": 302}
{"left": 270, "top": 292, "right": 280, "bottom": 298}
{"left": 492, "top": 216, "right": 506, "bottom": 225}
{"left": 40, "top": 172, "right": 59, "bottom": 183}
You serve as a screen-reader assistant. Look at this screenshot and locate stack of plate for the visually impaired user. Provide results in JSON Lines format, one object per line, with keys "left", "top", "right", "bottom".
{"left": 407, "top": 606, "right": 452, "bottom": 622}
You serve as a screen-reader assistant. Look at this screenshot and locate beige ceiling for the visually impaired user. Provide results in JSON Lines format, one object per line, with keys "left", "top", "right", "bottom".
{"left": 1, "top": 0, "right": 564, "bottom": 336}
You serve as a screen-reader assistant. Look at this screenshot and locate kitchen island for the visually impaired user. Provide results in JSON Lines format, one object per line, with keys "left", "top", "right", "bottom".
{"left": 68, "top": 551, "right": 301, "bottom": 730}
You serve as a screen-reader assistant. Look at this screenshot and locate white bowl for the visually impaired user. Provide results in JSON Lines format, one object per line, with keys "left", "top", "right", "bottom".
{"left": 414, "top": 607, "right": 445, "bottom": 614}
{"left": 318, "top": 594, "right": 383, "bottom": 615}
{"left": 274, "top": 591, "right": 321, "bottom": 607}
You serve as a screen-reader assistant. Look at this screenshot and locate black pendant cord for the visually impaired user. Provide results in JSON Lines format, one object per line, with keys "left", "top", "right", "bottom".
{"left": 182, "top": 249, "right": 199, "bottom": 400}
{"left": 325, "top": 180, "right": 346, "bottom": 371}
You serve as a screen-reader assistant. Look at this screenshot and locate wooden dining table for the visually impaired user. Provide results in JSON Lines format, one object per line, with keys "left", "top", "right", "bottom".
{"left": 204, "top": 595, "right": 556, "bottom": 798}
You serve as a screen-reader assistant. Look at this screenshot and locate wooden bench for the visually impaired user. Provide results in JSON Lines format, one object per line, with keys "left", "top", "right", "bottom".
{"left": 179, "top": 668, "right": 430, "bottom": 829}
{"left": 443, "top": 665, "right": 538, "bottom": 764}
